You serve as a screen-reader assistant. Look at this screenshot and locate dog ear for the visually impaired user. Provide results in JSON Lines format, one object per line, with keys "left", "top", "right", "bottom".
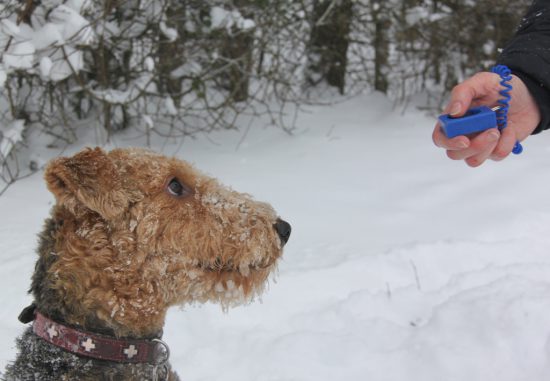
{"left": 44, "top": 147, "right": 129, "bottom": 219}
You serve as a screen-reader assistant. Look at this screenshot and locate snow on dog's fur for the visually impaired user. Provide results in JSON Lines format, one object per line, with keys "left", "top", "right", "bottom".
{"left": 4, "top": 147, "right": 290, "bottom": 381}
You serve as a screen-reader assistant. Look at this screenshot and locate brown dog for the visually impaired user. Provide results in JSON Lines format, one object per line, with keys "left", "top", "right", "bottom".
{"left": 4, "top": 147, "right": 290, "bottom": 380}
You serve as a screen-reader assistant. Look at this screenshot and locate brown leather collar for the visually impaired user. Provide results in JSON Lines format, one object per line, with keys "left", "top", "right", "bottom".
{"left": 32, "top": 311, "right": 170, "bottom": 364}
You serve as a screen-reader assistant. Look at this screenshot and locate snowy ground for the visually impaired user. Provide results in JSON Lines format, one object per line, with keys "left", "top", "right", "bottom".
{"left": 3, "top": 93, "right": 550, "bottom": 380}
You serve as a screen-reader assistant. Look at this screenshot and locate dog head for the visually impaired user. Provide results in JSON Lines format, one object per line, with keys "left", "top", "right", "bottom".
{"left": 40, "top": 147, "right": 290, "bottom": 336}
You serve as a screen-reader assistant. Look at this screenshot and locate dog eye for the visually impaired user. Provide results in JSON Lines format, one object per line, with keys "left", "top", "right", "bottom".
{"left": 166, "top": 178, "right": 189, "bottom": 197}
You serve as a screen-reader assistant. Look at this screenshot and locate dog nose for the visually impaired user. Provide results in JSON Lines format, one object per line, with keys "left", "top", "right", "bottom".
{"left": 274, "top": 219, "right": 291, "bottom": 245}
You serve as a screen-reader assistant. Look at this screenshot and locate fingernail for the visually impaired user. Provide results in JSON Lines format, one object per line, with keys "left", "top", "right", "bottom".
{"left": 457, "top": 141, "right": 469, "bottom": 149}
{"left": 449, "top": 103, "right": 462, "bottom": 116}
{"left": 489, "top": 131, "right": 500, "bottom": 141}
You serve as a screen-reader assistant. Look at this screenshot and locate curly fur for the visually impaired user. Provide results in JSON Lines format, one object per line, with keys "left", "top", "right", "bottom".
{"left": 3, "top": 147, "right": 288, "bottom": 381}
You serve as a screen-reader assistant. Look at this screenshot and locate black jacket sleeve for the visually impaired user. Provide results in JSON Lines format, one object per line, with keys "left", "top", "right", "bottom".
{"left": 497, "top": 0, "right": 550, "bottom": 134}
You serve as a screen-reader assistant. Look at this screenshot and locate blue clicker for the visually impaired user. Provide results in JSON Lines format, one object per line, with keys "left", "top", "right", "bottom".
{"left": 437, "top": 65, "right": 523, "bottom": 155}
{"left": 438, "top": 106, "right": 497, "bottom": 138}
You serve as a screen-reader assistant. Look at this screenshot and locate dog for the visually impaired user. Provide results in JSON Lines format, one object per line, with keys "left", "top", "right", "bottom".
{"left": 3, "top": 147, "right": 290, "bottom": 380}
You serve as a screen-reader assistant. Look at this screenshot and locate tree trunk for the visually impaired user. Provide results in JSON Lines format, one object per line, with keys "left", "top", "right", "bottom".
{"left": 307, "top": 0, "right": 353, "bottom": 95}
{"left": 220, "top": 28, "right": 254, "bottom": 103}
{"left": 217, "top": 0, "right": 255, "bottom": 103}
{"left": 371, "top": 0, "right": 390, "bottom": 94}
{"left": 157, "top": 3, "right": 186, "bottom": 102}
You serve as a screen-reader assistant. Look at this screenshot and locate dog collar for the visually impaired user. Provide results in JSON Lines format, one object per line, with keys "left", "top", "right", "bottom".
{"left": 32, "top": 311, "right": 170, "bottom": 365}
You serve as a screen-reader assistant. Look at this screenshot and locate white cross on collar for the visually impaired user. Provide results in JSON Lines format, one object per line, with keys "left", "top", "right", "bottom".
{"left": 46, "top": 325, "right": 58, "bottom": 339}
{"left": 81, "top": 338, "right": 96, "bottom": 352}
{"left": 124, "top": 344, "right": 138, "bottom": 359}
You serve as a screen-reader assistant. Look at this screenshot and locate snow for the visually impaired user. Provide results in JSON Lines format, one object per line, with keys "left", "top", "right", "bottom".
{"left": 0, "top": 66, "right": 6, "bottom": 88}
{"left": 0, "top": 19, "right": 19, "bottom": 37}
{"left": 92, "top": 88, "right": 133, "bottom": 104}
{"left": 65, "top": 0, "right": 93, "bottom": 13}
{"left": 0, "top": 120, "right": 25, "bottom": 160}
{"left": 159, "top": 21, "right": 178, "bottom": 42}
{"left": 3, "top": 40, "right": 35, "bottom": 70}
{"left": 32, "top": 23, "right": 63, "bottom": 50}
{"left": 145, "top": 56, "right": 155, "bottom": 72}
{"left": 48, "top": 47, "right": 81, "bottom": 81}
{"left": 143, "top": 115, "right": 154, "bottom": 130}
{"left": 239, "top": 19, "right": 256, "bottom": 31}
{"left": 211, "top": 6, "right": 233, "bottom": 29}
{"left": 210, "top": 6, "right": 256, "bottom": 31}
{"left": 48, "top": 5, "right": 94, "bottom": 45}
{"left": 0, "top": 2, "right": 95, "bottom": 82}
{"left": 3, "top": 93, "right": 550, "bottom": 380}
{"left": 164, "top": 96, "right": 178, "bottom": 115}
{"left": 39, "top": 56, "right": 53, "bottom": 78}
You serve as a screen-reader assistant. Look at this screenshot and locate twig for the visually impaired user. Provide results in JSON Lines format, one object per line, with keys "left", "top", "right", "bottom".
{"left": 410, "top": 260, "right": 421, "bottom": 291}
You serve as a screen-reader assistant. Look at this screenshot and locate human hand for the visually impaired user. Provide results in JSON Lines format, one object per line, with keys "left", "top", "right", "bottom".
{"left": 432, "top": 72, "right": 541, "bottom": 167}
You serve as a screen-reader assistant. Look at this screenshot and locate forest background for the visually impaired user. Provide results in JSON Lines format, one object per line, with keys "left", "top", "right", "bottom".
{"left": 0, "top": 0, "right": 532, "bottom": 194}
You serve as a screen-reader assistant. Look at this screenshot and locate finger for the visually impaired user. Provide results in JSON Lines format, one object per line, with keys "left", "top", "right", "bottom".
{"left": 432, "top": 123, "right": 470, "bottom": 150}
{"left": 446, "top": 128, "right": 500, "bottom": 161}
{"left": 466, "top": 138, "right": 499, "bottom": 167}
{"left": 490, "top": 125, "right": 516, "bottom": 161}
{"left": 445, "top": 72, "right": 501, "bottom": 117}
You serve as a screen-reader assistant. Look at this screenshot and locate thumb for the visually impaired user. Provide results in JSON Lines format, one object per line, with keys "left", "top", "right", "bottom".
{"left": 445, "top": 101, "right": 465, "bottom": 117}
{"left": 444, "top": 72, "right": 501, "bottom": 117}
{"left": 444, "top": 84, "right": 477, "bottom": 118}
